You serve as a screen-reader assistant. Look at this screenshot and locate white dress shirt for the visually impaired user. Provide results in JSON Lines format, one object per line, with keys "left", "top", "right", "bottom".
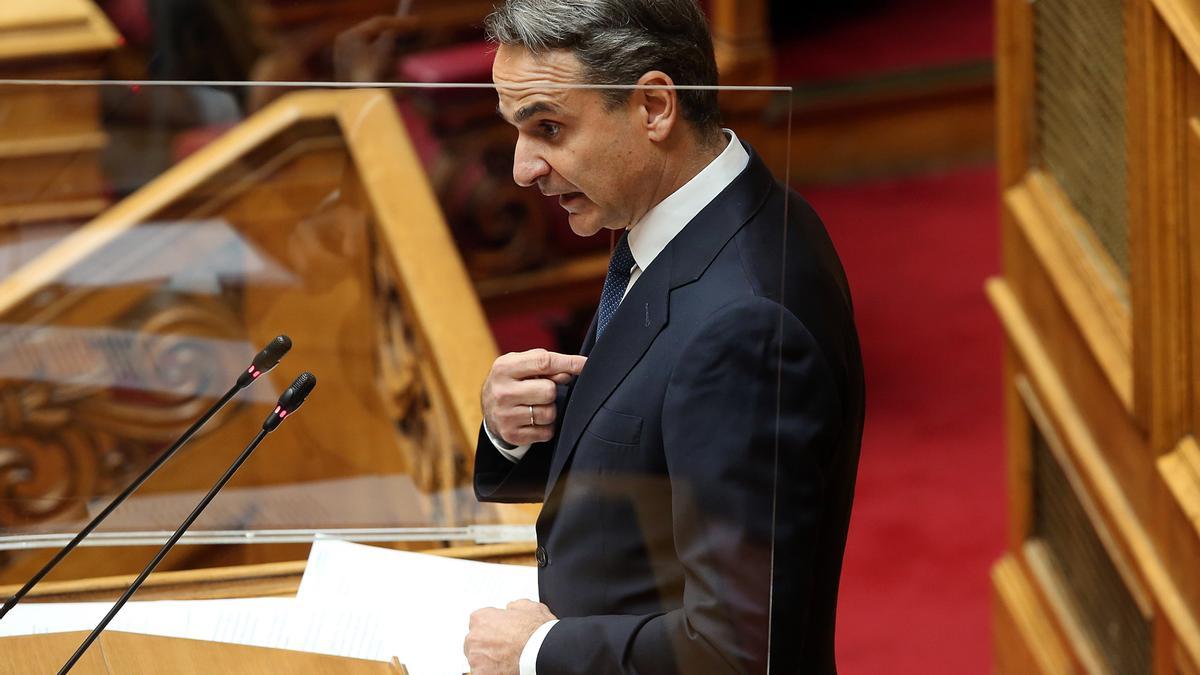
{"left": 483, "top": 130, "right": 750, "bottom": 675}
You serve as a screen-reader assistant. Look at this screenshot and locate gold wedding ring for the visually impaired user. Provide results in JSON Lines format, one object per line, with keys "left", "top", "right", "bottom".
{"left": 529, "top": 405, "right": 536, "bottom": 426}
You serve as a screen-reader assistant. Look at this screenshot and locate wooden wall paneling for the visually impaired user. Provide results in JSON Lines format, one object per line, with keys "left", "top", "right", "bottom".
{"left": 1015, "top": 374, "right": 1153, "bottom": 619}
{"left": 1008, "top": 177, "right": 1128, "bottom": 410}
{"left": 1189, "top": 114, "right": 1200, "bottom": 457}
{"left": 993, "top": 553, "right": 1077, "bottom": 674}
{"left": 1157, "top": 616, "right": 1179, "bottom": 675}
{"left": 995, "top": 0, "right": 1038, "bottom": 568}
{"left": 996, "top": 0, "right": 1036, "bottom": 190}
{"left": 988, "top": 277, "right": 1200, "bottom": 665}
{"left": 1157, "top": 436, "right": 1200, "bottom": 669}
{"left": 1155, "top": 61, "right": 1200, "bottom": 670}
{"left": 1148, "top": 0, "right": 1200, "bottom": 75}
{"left": 1020, "top": 542, "right": 1109, "bottom": 673}
{"left": 1013, "top": 358, "right": 1151, "bottom": 672}
{"left": 988, "top": 276, "right": 1147, "bottom": 591}
{"left": 995, "top": 0, "right": 1200, "bottom": 670}
{"left": 1003, "top": 342, "right": 1033, "bottom": 551}
{"left": 1180, "top": 639, "right": 1200, "bottom": 675}
{"left": 1144, "top": 5, "right": 1200, "bottom": 669}
{"left": 1130, "top": 2, "right": 1192, "bottom": 452}
{"left": 1008, "top": 172, "right": 1133, "bottom": 407}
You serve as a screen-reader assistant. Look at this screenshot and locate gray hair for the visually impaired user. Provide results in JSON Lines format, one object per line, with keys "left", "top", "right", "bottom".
{"left": 486, "top": 0, "right": 722, "bottom": 135}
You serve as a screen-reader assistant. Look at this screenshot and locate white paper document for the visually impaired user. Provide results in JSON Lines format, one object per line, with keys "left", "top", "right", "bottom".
{"left": 297, "top": 539, "right": 540, "bottom": 673}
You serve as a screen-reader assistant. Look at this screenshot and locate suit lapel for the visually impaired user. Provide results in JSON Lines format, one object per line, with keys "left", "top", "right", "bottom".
{"left": 546, "top": 259, "right": 670, "bottom": 497}
{"left": 545, "top": 142, "right": 777, "bottom": 498}
{"left": 579, "top": 312, "right": 598, "bottom": 357}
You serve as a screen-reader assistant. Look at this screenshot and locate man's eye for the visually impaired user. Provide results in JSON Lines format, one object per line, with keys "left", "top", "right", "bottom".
{"left": 539, "top": 122, "right": 561, "bottom": 138}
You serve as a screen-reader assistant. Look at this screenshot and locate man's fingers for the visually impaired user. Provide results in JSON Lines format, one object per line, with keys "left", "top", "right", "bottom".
{"left": 502, "top": 403, "right": 555, "bottom": 428}
{"left": 506, "top": 349, "right": 587, "bottom": 379}
{"left": 494, "top": 378, "right": 558, "bottom": 408}
{"left": 504, "top": 424, "right": 555, "bottom": 446}
{"left": 548, "top": 372, "right": 577, "bottom": 385}
{"left": 549, "top": 352, "right": 588, "bottom": 376}
{"left": 483, "top": 350, "right": 583, "bottom": 445}
{"left": 491, "top": 404, "right": 555, "bottom": 447}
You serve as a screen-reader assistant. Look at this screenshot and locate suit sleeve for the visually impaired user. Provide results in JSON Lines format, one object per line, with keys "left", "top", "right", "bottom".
{"left": 474, "top": 382, "right": 572, "bottom": 504}
{"left": 536, "top": 297, "right": 843, "bottom": 674}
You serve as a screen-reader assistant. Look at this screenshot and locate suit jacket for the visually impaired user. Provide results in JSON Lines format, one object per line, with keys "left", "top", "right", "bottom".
{"left": 475, "top": 143, "right": 865, "bottom": 674}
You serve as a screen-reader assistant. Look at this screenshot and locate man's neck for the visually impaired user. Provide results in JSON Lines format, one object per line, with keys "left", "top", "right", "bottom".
{"left": 637, "top": 130, "right": 729, "bottom": 227}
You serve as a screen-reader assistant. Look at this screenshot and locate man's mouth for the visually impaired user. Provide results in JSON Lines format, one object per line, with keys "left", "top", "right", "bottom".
{"left": 558, "top": 192, "right": 584, "bottom": 208}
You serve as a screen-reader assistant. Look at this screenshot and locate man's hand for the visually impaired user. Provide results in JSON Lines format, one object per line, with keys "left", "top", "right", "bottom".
{"left": 482, "top": 349, "right": 587, "bottom": 446}
{"left": 464, "top": 599, "right": 557, "bottom": 675}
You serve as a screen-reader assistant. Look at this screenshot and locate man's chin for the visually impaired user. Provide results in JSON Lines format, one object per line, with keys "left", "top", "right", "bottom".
{"left": 566, "top": 212, "right": 604, "bottom": 237}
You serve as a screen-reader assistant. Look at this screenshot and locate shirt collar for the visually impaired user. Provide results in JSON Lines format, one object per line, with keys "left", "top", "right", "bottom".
{"left": 625, "top": 129, "right": 750, "bottom": 272}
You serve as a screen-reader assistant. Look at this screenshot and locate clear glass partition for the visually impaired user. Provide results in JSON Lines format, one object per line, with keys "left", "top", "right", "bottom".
{"left": 0, "top": 81, "right": 528, "bottom": 560}
{"left": 0, "top": 78, "right": 799, "bottom": 579}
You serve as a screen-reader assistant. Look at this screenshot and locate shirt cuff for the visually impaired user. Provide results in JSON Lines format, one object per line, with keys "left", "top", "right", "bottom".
{"left": 519, "top": 619, "right": 559, "bottom": 675}
{"left": 483, "top": 419, "right": 531, "bottom": 462}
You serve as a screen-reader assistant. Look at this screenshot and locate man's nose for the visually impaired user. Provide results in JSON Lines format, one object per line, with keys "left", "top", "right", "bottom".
{"left": 512, "top": 137, "right": 551, "bottom": 187}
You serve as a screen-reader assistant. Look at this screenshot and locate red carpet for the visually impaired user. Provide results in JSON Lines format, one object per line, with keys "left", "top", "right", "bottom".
{"left": 803, "top": 165, "right": 1005, "bottom": 673}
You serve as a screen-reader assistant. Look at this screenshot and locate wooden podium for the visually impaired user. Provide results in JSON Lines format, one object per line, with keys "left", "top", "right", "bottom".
{"left": 0, "top": 631, "right": 410, "bottom": 674}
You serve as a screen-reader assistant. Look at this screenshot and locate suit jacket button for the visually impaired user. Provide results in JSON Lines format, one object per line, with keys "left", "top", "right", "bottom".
{"left": 535, "top": 546, "right": 548, "bottom": 568}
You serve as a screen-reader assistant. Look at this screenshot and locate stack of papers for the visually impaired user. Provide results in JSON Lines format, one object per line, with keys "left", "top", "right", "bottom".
{"left": 0, "top": 540, "right": 539, "bottom": 674}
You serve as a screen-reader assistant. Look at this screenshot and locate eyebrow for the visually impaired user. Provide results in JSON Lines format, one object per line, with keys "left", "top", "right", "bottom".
{"left": 497, "top": 101, "right": 562, "bottom": 125}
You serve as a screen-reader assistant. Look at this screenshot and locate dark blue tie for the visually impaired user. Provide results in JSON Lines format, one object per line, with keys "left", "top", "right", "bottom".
{"left": 596, "top": 232, "right": 636, "bottom": 340}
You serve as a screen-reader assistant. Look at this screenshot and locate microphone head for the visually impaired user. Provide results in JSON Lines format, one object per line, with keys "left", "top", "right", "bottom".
{"left": 279, "top": 371, "right": 316, "bottom": 413}
{"left": 251, "top": 335, "right": 292, "bottom": 372}
{"left": 238, "top": 335, "right": 292, "bottom": 389}
{"left": 263, "top": 371, "right": 317, "bottom": 431}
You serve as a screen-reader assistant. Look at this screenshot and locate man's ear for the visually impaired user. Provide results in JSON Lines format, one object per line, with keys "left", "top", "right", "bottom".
{"left": 636, "top": 71, "right": 678, "bottom": 143}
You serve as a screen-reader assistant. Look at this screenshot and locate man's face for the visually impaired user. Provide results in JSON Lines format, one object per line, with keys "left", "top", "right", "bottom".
{"left": 493, "top": 44, "right": 655, "bottom": 236}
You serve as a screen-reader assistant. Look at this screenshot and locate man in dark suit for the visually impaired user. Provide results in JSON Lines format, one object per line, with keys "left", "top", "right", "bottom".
{"left": 463, "top": 1, "right": 865, "bottom": 673}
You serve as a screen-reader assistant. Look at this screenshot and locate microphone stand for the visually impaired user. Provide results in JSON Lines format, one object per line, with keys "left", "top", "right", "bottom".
{"left": 58, "top": 429, "right": 269, "bottom": 674}
{"left": 59, "top": 372, "right": 316, "bottom": 674}
{"left": 0, "top": 336, "right": 292, "bottom": 623}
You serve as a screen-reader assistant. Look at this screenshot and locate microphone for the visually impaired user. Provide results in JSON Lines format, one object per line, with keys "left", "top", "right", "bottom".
{"left": 0, "top": 335, "right": 292, "bottom": 623}
{"left": 236, "top": 335, "right": 292, "bottom": 388}
{"left": 263, "top": 370, "right": 314, "bottom": 431}
{"left": 60, "top": 372, "right": 317, "bottom": 674}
